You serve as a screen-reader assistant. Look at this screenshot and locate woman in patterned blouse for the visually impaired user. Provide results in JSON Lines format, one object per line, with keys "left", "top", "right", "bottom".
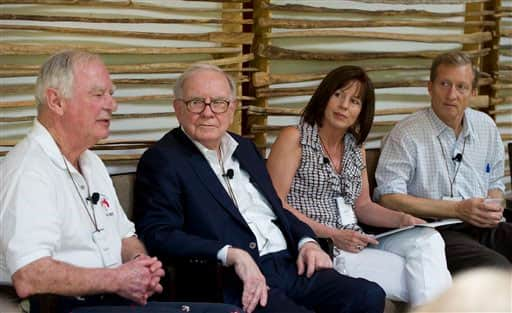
{"left": 266, "top": 65, "right": 452, "bottom": 306}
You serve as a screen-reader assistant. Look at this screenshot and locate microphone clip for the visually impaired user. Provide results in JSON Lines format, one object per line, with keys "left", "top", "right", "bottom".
{"left": 87, "top": 192, "right": 100, "bottom": 205}
{"left": 223, "top": 169, "right": 234, "bottom": 180}
{"left": 452, "top": 153, "right": 463, "bottom": 162}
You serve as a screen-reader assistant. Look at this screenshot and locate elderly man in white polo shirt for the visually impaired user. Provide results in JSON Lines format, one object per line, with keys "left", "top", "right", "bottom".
{"left": 0, "top": 51, "right": 241, "bottom": 313}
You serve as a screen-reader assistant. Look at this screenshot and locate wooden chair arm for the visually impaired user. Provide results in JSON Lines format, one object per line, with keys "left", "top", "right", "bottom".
{"left": 316, "top": 237, "right": 334, "bottom": 258}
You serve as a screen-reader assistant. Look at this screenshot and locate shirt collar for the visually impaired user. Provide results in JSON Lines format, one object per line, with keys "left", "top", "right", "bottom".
{"left": 427, "top": 107, "right": 473, "bottom": 141}
{"left": 462, "top": 109, "right": 475, "bottom": 141}
{"left": 181, "top": 127, "right": 239, "bottom": 164}
{"left": 31, "top": 119, "right": 94, "bottom": 173}
{"left": 30, "top": 119, "right": 67, "bottom": 170}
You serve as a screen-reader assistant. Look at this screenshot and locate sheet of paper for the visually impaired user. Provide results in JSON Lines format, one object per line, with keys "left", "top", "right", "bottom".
{"left": 375, "top": 219, "right": 463, "bottom": 239}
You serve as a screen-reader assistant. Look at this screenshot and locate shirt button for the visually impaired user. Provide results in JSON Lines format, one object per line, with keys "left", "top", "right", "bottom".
{"left": 80, "top": 185, "right": 85, "bottom": 190}
{"left": 249, "top": 242, "right": 257, "bottom": 250}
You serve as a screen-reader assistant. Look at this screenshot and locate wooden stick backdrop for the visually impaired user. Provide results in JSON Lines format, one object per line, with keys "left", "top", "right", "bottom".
{"left": 247, "top": 0, "right": 510, "bottom": 188}
{"left": 0, "top": 0, "right": 510, "bottom": 187}
{"left": 0, "top": 0, "right": 248, "bottom": 165}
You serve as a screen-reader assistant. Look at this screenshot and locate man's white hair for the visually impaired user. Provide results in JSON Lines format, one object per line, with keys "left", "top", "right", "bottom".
{"left": 35, "top": 50, "right": 102, "bottom": 112}
{"left": 173, "top": 63, "right": 237, "bottom": 100}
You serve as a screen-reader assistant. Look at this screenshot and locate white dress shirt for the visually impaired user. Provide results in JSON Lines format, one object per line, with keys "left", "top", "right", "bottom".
{"left": 184, "top": 130, "right": 313, "bottom": 264}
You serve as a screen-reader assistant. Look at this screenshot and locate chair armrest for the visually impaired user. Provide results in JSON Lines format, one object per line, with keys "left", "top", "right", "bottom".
{"left": 0, "top": 285, "right": 21, "bottom": 313}
{"left": 317, "top": 237, "right": 334, "bottom": 258}
{"left": 162, "top": 257, "right": 225, "bottom": 303}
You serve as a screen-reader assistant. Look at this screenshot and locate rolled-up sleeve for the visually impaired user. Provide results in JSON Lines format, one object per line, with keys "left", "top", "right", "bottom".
{"left": 112, "top": 195, "right": 136, "bottom": 239}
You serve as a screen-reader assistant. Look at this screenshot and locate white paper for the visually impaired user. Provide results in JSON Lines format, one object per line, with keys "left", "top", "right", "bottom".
{"left": 375, "top": 218, "right": 463, "bottom": 239}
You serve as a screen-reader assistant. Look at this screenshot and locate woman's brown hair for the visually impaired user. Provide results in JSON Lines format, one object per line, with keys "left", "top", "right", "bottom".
{"left": 302, "top": 65, "right": 375, "bottom": 145}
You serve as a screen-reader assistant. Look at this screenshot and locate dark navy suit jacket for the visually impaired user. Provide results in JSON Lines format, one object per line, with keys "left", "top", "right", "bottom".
{"left": 134, "top": 128, "right": 316, "bottom": 301}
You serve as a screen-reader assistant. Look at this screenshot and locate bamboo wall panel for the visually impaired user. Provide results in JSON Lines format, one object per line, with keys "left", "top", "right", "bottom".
{"left": 0, "top": 0, "right": 251, "bottom": 169}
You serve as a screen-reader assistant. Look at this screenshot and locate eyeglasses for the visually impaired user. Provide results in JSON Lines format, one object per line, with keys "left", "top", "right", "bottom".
{"left": 436, "top": 80, "right": 472, "bottom": 95}
{"left": 178, "top": 97, "right": 231, "bottom": 114}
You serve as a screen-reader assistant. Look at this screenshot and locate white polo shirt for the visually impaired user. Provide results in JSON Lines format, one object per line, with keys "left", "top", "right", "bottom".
{"left": 0, "top": 120, "right": 135, "bottom": 283}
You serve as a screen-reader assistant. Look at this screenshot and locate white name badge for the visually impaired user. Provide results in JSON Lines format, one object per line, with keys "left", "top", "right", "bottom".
{"left": 336, "top": 196, "right": 356, "bottom": 226}
{"left": 442, "top": 196, "right": 463, "bottom": 201}
{"left": 92, "top": 230, "right": 119, "bottom": 268}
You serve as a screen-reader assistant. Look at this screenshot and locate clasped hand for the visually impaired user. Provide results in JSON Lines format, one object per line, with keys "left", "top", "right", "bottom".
{"left": 115, "top": 255, "right": 165, "bottom": 305}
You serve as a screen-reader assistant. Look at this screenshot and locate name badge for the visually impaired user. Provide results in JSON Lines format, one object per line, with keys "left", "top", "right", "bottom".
{"left": 336, "top": 196, "right": 356, "bottom": 226}
{"left": 442, "top": 196, "right": 463, "bottom": 201}
{"left": 92, "top": 230, "right": 119, "bottom": 268}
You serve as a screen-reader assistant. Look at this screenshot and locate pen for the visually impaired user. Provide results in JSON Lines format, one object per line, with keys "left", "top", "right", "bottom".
{"left": 485, "top": 163, "right": 490, "bottom": 173}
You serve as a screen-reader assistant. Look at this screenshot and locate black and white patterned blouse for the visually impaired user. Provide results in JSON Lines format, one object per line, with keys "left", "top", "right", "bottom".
{"left": 287, "top": 121, "right": 365, "bottom": 231}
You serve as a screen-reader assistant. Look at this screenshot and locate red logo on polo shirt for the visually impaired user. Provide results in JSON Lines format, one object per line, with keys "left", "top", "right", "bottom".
{"left": 101, "top": 198, "right": 110, "bottom": 209}
{"left": 98, "top": 194, "right": 113, "bottom": 216}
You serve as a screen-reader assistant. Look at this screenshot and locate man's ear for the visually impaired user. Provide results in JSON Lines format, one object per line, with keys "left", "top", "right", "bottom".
{"left": 228, "top": 99, "right": 237, "bottom": 124}
{"left": 427, "top": 81, "right": 433, "bottom": 96}
{"left": 471, "top": 88, "right": 477, "bottom": 97}
{"left": 45, "top": 88, "right": 65, "bottom": 116}
{"left": 172, "top": 99, "right": 183, "bottom": 116}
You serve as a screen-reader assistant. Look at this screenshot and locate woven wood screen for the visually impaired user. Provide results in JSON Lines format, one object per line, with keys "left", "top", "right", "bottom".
{"left": 0, "top": 0, "right": 251, "bottom": 169}
{"left": 0, "top": 0, "right": 510, "bottom": 187}
{"left": 246, "top": 0, "right": 511, "bottom": 189}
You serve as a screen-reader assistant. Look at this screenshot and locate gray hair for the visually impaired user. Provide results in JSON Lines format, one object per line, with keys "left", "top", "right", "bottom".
{"left": 35, "top": 50, "right": 102, "bottom": 111}
{"left": 430, "top": 51, "right": 479, "bottom": 89}
{"left": 173, "top": 63, "right": 236, "bottom": 100}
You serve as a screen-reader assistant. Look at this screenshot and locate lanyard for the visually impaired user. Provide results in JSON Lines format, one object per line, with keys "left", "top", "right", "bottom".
{"left": 437, "top": 136, "right": 466, "bottom": 198}
{"left": 218, "top": 147, "right": 239, "bottom": 208}
{"left": 62, "top": 154, "right": 102, "bottom": 233}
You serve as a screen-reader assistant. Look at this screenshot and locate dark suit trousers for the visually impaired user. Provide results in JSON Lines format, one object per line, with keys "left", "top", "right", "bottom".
{"left": 29, "top": 294, "right": 242, "bottom": 313}
{"left": 439, "top": 221, "right": 512, "bottom": 274}
{"left": 253, "top": 251, "right": 385, "bottom": 313}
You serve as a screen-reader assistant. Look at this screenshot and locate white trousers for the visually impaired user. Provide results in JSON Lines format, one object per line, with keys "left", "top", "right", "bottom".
{"left": 333, "top": 227, "right": 452, "bottom": 306}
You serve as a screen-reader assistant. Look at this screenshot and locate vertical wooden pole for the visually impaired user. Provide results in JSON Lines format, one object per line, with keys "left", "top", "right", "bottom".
{"left": 464, "top": 2, "right": 484, "bottom": 92}
{"left": 223, "top": 1, "right": 243, "bottom": 134}
{"left": 464, "top": 0, "right": 499, "bottom": 116}
{"left": 481, "top": 0, "right": 501, "bottom": 118}
{"left": 249, "top": 0, "right": 271, "bottom": 154}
